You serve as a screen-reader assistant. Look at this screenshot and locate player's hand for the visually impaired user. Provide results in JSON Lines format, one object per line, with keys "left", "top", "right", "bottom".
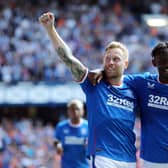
{"left": 39, "top": 12, "right": 55, "bottom": 30}
{"left": 88, "top": 69, "right": 103, "bottom": 86}
{"left": 56, "top": 144, "right": 63, "bottom": 156}
{"left": 54, "top": 140, "right": 63, "bottom": 156}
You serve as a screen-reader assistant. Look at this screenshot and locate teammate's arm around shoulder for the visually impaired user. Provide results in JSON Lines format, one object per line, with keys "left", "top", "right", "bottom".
{"left": 87, "top": 69, "right": 103, "bottom": 85}
{"left": 39, "top": 12, "right": 87, "bottom": 82}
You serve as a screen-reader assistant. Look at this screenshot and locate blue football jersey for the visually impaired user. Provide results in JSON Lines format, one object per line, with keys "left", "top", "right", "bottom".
{"left": 126, "top": 73, "right": 168, "bottom": 163}
{"left": 55, "top": 119, "right": 89, "bottom": 168}
{"left": 80, "top": 76, "right": 138, "bottom": 162}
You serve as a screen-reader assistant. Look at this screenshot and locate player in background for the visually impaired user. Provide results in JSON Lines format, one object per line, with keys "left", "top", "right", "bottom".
{"left": 39, "top": 12, "right": 138, "bottom": 168}
{"left": 54, "top": 99, "right": 89, "bottom": 168}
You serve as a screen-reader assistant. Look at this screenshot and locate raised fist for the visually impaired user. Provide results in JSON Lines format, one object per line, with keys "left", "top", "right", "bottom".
{"left": 39, "top": 12, "right": 55, "bottom": 30}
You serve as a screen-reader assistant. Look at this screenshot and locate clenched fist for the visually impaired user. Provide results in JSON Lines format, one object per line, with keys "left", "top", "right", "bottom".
{"left": 39, "top": 12, "right": 55, "bottom": 30}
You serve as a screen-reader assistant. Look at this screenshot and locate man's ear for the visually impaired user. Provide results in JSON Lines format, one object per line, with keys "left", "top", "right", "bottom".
{"left": 152, "top": 57, "right": 156, "bottom": 66}
{"left": 124, "top": 60, "right": 129, "bottom": 69}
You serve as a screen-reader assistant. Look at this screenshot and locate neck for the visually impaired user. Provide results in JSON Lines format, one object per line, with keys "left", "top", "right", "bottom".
{"left": 158, "top": 76, "right": 168, "bottom": 84}
{"left": 70, "top": 118, "right": 81, "bottom": 125}
{"left": 106, "top": 76, "right": 123, "bottom": 86}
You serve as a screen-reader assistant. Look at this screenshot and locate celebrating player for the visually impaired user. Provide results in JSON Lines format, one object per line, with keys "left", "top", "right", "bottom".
{"left": 88, "top": 42, "right": 168, "bottom": 167}
{"left": 39, "top": 12, "right": 138, "bottom": 168}
{"left": 125, "top": 42, "right": 168, "bottom": 168}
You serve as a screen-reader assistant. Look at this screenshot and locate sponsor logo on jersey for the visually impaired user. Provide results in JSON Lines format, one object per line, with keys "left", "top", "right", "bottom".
{"left": 65, "top": 136, "right": 85, "bottom": 145}
{"left": 107, "top": 94, "right": 134, "bottom": 112}
{"left": 148, "top": 94, "right": 168, "bottom": 110}
{"left": 147, "top": 82, "right": 155, "bottom": 89}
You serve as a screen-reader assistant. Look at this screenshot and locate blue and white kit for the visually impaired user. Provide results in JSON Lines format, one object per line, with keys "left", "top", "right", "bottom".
{"left": 55, "top": 119, "right": 89, "bottom": 168}
{"left": 126, "top": 73, "right": 168, "bottom": 167}
{"left": 80, "top": 73, "right": 138, "bottom": 167}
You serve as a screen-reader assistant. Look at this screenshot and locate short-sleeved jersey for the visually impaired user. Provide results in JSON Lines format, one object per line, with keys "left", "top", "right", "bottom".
{"left": 80, "top": 76, "right": 138, "bottom": 162}
{"left": 126, "top": 73, "right": 168, "bottom": 163}
{"left": 55, "top": 119, "right": 89, "bottom": 168}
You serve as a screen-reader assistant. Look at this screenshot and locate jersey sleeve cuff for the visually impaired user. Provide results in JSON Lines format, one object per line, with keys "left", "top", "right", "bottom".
{"left": 76, "top": 68, "right": 88, "bottom": 84}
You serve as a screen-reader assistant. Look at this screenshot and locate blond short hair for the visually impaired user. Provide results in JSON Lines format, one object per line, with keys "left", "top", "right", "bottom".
{"left": 105, "top": 41, "right": 129, "bottom": 61}
{"left": 67, "top": 99, "right": 84, "bottom": 109}
{"left": 67, "top": 99, "right": 84, "bottom": 117}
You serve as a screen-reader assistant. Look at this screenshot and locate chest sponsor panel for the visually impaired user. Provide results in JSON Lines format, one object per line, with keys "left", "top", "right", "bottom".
{"left": 148, "top": 94, "right": 168, "bottom": 110}
{"left": 107, "top": 94, "right": 134, "bottom": 112}
{"left": 64, "top": 136, "right": 86, "bottom": 145}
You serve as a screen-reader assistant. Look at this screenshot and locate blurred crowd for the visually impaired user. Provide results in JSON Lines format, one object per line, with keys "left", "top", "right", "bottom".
{"left": 0, "top": 1, "right": 164, "bottom": 167}
{"left": 0, "top": 0, "right": 167, "bottom": 84}
{"left": 0, "top": 117, "right": 141, "bottom": 168}
{"left": 0, "top": 118, "right": 60, "bottom": 168}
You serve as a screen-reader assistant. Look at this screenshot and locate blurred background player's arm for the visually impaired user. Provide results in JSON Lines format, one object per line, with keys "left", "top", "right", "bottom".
{"left": 39, "top": 12, "right": 87, "bottom": 82}
{"left": 53, "top": 139, "right": 63, "bottom": 156}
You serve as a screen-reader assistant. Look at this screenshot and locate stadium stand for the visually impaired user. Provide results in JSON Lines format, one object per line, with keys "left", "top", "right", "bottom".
{"left": 0, "top": 0, "right": 167, "bottom": 167}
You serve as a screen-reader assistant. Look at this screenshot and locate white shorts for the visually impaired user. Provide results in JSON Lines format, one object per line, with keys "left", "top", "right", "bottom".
{"left": 89, "top": 155, "right": 136, "bottom": 168}
{"left": 141, "top": 159, "right": 168, "bottom": 168}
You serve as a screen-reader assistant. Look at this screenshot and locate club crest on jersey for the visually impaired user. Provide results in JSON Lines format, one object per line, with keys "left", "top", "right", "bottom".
{"left": 147, "top": 82, "right": 155, "bottom": 89}
{"left": 63, "top": 129, "right": 69, "bottom": 134}
{"left": 81, "top": 128, "right": 87, "bottom": 135}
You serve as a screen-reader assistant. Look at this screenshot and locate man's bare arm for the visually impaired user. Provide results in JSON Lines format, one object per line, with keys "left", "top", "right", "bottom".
{"left": 39, "top": 12, "right": 87, "bottom": 81}
{"left": 56, "top": 47, "right": 87, "bottom": 81}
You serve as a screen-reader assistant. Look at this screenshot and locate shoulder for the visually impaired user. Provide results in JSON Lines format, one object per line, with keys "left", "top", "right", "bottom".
{"left": 80, "top": 70, "right": 99, "bottom": 92}
{"left": 124, "top": 72, "right": 156, "bottom": 81}
{"left": 57, "top": 120, "right": 69, "bottom": 128}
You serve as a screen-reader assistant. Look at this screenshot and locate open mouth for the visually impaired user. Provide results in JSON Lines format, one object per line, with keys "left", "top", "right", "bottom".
{"left": 106, "top": 67, "right": 116, "bottom": 72}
